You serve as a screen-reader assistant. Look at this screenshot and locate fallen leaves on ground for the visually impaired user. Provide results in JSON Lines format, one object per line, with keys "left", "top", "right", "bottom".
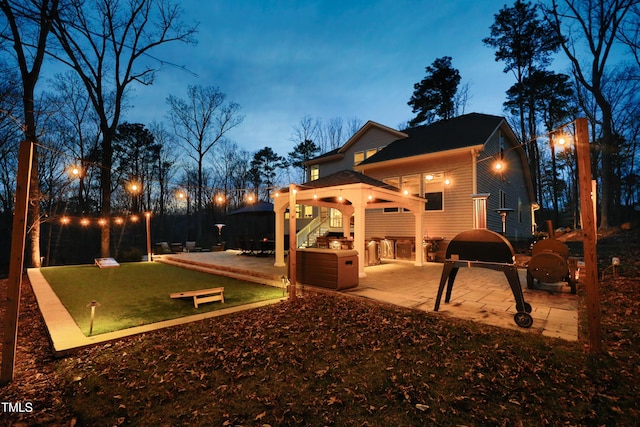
{"left": 1, "top": 229, "right": 639, "bottom": 426}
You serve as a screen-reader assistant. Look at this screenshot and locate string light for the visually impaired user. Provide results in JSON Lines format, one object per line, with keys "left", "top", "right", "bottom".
{"left": 56, "top": 214, "right": 148, "bottom": 227}
{"left": 69, "top": 165, "right": 82, "bottom": 178}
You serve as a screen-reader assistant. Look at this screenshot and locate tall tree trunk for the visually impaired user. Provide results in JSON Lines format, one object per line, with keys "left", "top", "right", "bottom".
{"left": 100, "top": 128, "right": 114, "bottom": 257}
{"left": 598, "top": 109, "right": 614, "bottom": 228}
{"left": 23, "top": 84, "right": 41, "bottom": 268}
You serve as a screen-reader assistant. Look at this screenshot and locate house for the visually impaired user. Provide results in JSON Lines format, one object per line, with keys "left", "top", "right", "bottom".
{"left": 272, "top": 113, "right": 537, "bottom": 277}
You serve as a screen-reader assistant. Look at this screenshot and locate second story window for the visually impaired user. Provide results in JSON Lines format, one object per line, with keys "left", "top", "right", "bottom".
{"left": 354, "top": 151, "right": 364, "bottom": 165}
{"left": 310, "top": 165, "right": 319, "bottom": 181}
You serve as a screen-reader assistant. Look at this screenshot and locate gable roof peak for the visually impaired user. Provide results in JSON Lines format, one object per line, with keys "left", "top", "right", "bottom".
{"left": 338, "top": 120, "right": 407, "bottom": 154}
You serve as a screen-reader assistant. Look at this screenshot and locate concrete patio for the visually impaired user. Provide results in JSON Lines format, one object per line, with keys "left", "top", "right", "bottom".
{"left": 159, "top": 250, "right": 578, "bottom": 341}
{"left": 29, "top": 249, "right": 579, "bottom": 354}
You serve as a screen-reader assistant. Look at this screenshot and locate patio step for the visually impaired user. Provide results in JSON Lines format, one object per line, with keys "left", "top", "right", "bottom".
{"left": 156, "top": 256, "right": 285, "bottom": 288}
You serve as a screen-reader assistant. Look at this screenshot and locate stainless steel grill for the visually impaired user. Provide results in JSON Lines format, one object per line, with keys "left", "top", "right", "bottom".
{"left": 433, "top": 229, "right": 533, "bottom": 328}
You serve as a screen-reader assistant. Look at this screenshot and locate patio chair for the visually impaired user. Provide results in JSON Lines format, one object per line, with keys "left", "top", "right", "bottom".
{"left": 238, "top": 237, "right": 255, "bottom": 255}
{"left": 156, "top": 242, "right": 172, "bottom": 254}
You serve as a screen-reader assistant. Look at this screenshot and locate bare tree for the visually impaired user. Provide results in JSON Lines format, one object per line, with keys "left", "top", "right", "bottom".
{"left": 0, "top": 62, "right": 22, "bottom": 213}
{"left": 291, "top": 115, "right": 363, "bottom": 155}
{"left": 50, "top": 0, "right": 197, "bottom": 257}
{"left": 544, "top": 0, "right": 637, "bottom": 228}
{"left": 211, "top": 138, "right": 251, "bottom": 211}
{"left": 0, "top": 0, "right": 60, "bottom": 267}
{"left": 291, "top": 115, "right": 320, "bottom": 147}
{"left": 618, "top": 2, "right": 640, "bottom": 69}
{"left": 148, "top": 121, "right": 177, "bottom": 217}
{"left": 167, "top": 84, "right": 243, "bottom": 237}
{"left": 453, "top": 82, "right": 471, "bottom": 117}
{"left": 49, "top": 71, "right": 102, "bottom": 214}
{"left": 345, "top": 117, "right": 364, "bottom": 138}
{"left": 325, "top": 117, "right": 344, "bottom": 151}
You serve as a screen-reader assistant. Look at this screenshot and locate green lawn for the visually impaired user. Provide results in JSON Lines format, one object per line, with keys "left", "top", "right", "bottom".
{"left": 40, "top": 262, "right": 285, "bottom": 336}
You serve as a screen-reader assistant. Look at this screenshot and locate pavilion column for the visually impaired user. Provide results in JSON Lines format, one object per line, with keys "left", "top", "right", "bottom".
{"left": 274, "top": 198, "right": 286, "bottom": 267}
{"left": 352, "top": 199, "right": 366, "bottom": 277}
{"left": 342, "top": 210, "right": 351, "bottom": 238}
{"left": 414, "top": 205, "right": 424, "bottom": 267}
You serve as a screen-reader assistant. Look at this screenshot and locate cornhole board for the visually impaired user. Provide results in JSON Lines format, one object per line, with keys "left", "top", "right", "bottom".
{"left": 170, "top": 287, "right": 225, "bottom": 308}
{"left": 95, "top": 258, "right": 120, "bottom": 268}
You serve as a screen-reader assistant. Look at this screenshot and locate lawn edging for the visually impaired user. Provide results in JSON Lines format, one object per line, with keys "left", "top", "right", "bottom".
{"left": 28, "top": 268, "right": 287, "bottom": 356}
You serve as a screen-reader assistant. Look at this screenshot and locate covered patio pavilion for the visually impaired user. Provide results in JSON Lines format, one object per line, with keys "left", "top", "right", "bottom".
{"left": 272, "top": 170, "right": 427, "bottom": 277}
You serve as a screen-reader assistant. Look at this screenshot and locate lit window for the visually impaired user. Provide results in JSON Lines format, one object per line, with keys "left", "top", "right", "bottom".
{"left": 365, "top": 148, "right": 377, "bottom": 159}
{"left": 383, "top": 177, "right": 400, "bottom": 213}
{"left": 303, "top": 205, "right": 313, "bottom": 218}
{"left": 402, "top": 175, "right": 420, "bottom": 197}
{"left": 310, "top": 165, "right": 319, "bottom": 181}
{"left": 499, "top": 190, "right": 506, "bottom": 209}
{"left": 354, "top": 151, "right": 364, "bottom": 165}
{"left": 330, "top": 208, "right": 343, "bottom": 228}
{"left": 423, "top": 172, "right": 444, "bottom": 211}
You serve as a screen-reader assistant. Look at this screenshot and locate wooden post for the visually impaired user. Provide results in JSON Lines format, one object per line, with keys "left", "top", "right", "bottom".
{"left": 575, "top": 117, "right": 601, "bottom": 353}
{"left": 145, "top": 212, "right": 152, "bottom": 262}
{"left": 1, "top": 141, "right": 34, "bottom": 384}
{"left": 288, "top": 184, "right": 297, "bottom": 300}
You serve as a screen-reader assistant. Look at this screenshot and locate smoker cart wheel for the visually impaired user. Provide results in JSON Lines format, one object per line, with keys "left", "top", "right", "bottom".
{"left": 514, "top": 312, "right": 533, "bottom": 328}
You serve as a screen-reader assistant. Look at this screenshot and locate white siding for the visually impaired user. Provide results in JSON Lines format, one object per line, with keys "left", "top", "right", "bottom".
{"left": 317, "top": 127, "right": 402, "bottom": 178}
{"left": 476, "top": 129, "right": 533, "bottom": 240}
{"left": 363, "top": 151, "right": 475, "bottom": 243}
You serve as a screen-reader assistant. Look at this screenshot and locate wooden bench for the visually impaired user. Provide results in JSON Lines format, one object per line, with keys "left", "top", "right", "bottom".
{"left": 170, "top": 287, "right": 225, "bottom": 308}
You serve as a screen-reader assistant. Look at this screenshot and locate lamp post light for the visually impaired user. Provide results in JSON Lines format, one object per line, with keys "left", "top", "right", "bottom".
{"left": 494, "top": 208, "right": 515, "bottom": 236}
{"left": 214, "top": 223, "right": 225, "bottom": 244}
{"left": 87, "top": 300, "right": 100, "bottom": 336}
{"left": 177, "top": 189, "right": 190, "bottom": 244}
{"left": 129, "top": 180, "right": 142, "bottom": 213}
{"left": 145, "top": 212, "right": 152, "bottom": 262}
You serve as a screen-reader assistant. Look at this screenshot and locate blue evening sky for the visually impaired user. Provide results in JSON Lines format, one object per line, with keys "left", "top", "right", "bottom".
{"left": 125, "top": 1, "right": 535, "bottom": 157}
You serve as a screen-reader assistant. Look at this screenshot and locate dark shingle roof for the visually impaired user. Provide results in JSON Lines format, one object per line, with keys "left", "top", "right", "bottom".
{"left": 300, "top": 170, "right": 397, "bottom": 190}
{"left": 359, "top": 113, "right": 505, "bottom": 165}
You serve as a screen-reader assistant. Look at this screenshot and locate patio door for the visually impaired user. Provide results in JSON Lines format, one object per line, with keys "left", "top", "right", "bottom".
{"left": 329, "top": 208, "right": 342, "bottom": 228}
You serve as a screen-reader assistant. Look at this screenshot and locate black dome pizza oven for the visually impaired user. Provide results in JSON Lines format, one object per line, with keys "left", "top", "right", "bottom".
{"left": 433, "top": 229, "right": 533, "bottom": 328}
